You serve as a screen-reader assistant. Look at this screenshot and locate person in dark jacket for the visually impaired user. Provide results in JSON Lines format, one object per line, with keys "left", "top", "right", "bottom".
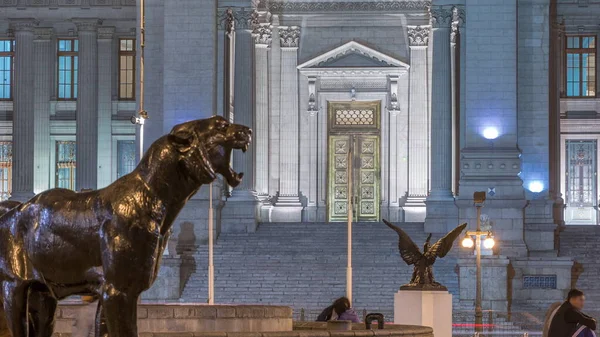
{"left": 549, "top": 289, "right": 597, "bottom": 337}
{"left": 316, "top": 297, "right": 361, "bottom": 323}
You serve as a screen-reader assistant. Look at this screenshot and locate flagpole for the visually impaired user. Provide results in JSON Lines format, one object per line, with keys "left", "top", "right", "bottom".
{"left": 208, "top": 183, "right": 215, "bottom": 304}
{"left": 346, "top": 140, "right": 353, "bottom": 303}
{"left": 135, "top": 0, "right": 147, "bottom": 157}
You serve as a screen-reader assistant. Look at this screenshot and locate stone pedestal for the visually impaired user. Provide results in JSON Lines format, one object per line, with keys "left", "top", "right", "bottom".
{"left": 221, "top": 190, "right": 259, "bottom": 233}
{"left": 394, "top": 290, "right": 452, "bottom": 337}
{"left": 511, "top": 257, "right": 573, "bottom": 309}
{"left": 458, "top": 256, "right": 509, "bottom": 311}
{"left": 404, "top": 197, "right": 427, "bottom": 222}
{"left": 141, "top": 257, "right": 182, "bottom": 300}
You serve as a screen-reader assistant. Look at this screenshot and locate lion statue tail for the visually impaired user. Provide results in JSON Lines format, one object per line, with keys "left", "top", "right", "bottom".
{"left": 0, "top": 300, "right": 8, "bottom": 337}
{"left": 0, "top": 200, "right": 21, "bottom": 337}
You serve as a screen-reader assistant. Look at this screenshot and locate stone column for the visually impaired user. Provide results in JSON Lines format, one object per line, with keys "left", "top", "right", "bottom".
{"left": 74, "top": 19, "right": 100, "bottom": 191}
{"left": 10, "top": 19, "right": 38, "bottom": 202}
{"left": 404, "top": 25, "right": 430, "bottom": 222}
{"left": 272, "top": 26, "right": 302, "bottom": 222}
{"left": 253, "top": 24, "right": 271, "bottom": 198}
{"left": 424, "top": 6, "right": 457, "bottom": 232}
{"left": 33, "top": 27, "right": 53, "bottom": 195}
{"left": 97, "top": 27, "right": 114, "bottom": 188}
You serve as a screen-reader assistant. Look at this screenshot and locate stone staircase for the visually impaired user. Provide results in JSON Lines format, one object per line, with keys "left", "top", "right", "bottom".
{"left": 180, "top": 222, "right": 460, "bottom": 320}
{"left": 560, "top": 226, "right": 600, "bottom": 312}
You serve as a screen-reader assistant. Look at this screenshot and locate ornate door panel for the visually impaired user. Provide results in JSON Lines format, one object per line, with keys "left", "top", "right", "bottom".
{"left": 565, "top": 139, "right": 598, "bottom": 225}
{"left": 327, "top": 101, "right": 380, "bottom": 222}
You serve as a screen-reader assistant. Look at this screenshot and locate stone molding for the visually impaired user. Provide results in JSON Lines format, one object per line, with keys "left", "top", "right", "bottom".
{"left": 407, "top": 25, "right": 430, "bottom": 47}
{"left": 279, "top": 26, "right": 300, "bottom": 48}
{"left": 1, "top": 0, "right": 135, "bottom": 7}
{"left": 73, "top": 18, "right": 102, "bottom": 32}
{"left": 430, "top": 5, "right": 454, "bottom": 29}
{"left": 267, "top": 1, "right": 431, "bottom": 13}
{"left": 34, "top": 27, "right": 53, "bottom": 40}
{"left": 253, "top": 23, "right": 272, "bottom": 47}
{"left": 9, "top": 18, "right": 39, "bottom": 32}
{"left": 460, "top": 147, "right": 522, "bottom": 179}
{"left": 218, "top": 7, "right": 256, "bottom": 31}
{"left": 97, "top": 26, "right": 115, "bottom": 40}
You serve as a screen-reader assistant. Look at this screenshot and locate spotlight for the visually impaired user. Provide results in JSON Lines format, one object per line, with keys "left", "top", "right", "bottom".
{"left": 528, "top": 181, "right": 544, "bottom": 193}
{"left": 131, "top": 116, "right": 146, "bottom": 125}
{"left": 482, "top": 127, "right": 499, "bottom": 140}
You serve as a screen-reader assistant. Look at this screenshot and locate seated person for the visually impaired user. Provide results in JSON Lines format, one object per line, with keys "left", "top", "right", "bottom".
{"left": 316, "top": 297, "right": 360, "bottom": 323}
{"left": 549, "top": 289, "right": 596, "bottom": 337}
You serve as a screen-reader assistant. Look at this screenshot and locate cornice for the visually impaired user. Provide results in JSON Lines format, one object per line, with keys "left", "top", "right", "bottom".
{"left": 1, "top": 0, "right": 134, "bottom": 7}
{"left": 267, "top": 1, "right": 430, "bottom": 13}
{"left": 407, "top": 25, "right": 430, "bottom": 47}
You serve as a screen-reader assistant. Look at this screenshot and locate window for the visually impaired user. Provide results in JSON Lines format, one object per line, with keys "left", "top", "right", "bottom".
{"left": 117, "top": 140, "right": 136, "bottom": 179}
{"left": 57, "top": 39, "right": 78, "bottom": 100}
{"left": 118, "top": 39, "right": 135, "bottom": 100}
{"left": 0, "top": 40, "right": 14, "bottom": 100}
{"left": 0, "top": 142, "right": 12, "bottom": 200}
{"left": 56, "top": 141, "right": 76, "bottom": 190}
{"left": 566, "top": 36, "right": 596, "bottom": 97}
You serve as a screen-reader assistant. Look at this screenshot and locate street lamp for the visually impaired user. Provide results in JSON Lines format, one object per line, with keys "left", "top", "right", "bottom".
{"left": 460, "top": 191, "right": 496, "bottom": 333}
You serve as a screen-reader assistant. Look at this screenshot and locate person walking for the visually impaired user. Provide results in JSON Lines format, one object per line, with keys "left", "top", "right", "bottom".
{"left": 548, "top": 289, "right": 597, "bottom": 337}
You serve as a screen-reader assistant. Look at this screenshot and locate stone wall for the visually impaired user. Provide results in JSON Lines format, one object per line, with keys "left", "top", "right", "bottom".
{"left": 53, "top": 303, "right": 293, "bottom": 336}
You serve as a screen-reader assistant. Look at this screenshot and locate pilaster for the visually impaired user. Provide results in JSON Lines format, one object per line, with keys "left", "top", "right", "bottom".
{"left": 252, "top": 22, "right": 272, "bottom": 222}
{"left": 33, "top": 27, "right": 52, "bottom": 195}
{"left": 97, "top": 26, "right": 114, "bottom": 188}
{"left": 268, "top": 15, "right": 281, "bottom": 197}
{"left": 10, "top": 18, "right": 38, "bottom": 202}
{"left": 74, "top": 18, "right": 101, "bottom": 191}
{"left": 272, "top": 25, "right": 302, "bottom": 222}
{"left": 404, "top": 25, "right": 430, "bottom": 222}
{"left": 424, "top": 6, "right": 457, "bottom": 232}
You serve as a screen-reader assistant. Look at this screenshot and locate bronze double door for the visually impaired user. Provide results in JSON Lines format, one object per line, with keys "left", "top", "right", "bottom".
{"left": 327, "top": 101, "right": 381, "bottom": 222}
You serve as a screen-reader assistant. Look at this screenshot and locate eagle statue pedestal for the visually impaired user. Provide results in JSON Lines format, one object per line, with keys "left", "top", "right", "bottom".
{"left": 394, "top": 290, "right": 452, "bottom": 337}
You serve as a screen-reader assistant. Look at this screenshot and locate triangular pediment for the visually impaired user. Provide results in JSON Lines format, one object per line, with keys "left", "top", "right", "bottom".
{"left": 297, "top": 41, "right": 409, "bottom": 70}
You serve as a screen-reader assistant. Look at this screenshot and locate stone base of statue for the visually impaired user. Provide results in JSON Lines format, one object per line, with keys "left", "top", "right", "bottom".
{"left": 394, "top": 290, "right": 452, "bottom": 337}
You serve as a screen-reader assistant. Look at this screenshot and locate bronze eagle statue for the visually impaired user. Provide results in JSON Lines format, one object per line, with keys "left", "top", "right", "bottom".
{"left": 383, "top": 219, "right": 467, "bottom": 291}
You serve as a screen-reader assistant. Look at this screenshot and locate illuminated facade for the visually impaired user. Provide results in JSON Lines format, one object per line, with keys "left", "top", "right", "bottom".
{"left": 0, "top": 0, "right": 598, "bottom": 312}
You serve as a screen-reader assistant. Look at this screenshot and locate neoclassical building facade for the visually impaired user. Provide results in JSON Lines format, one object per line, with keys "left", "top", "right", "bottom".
{"left": 1, "top": 0, "right": 600, "bottom": 310}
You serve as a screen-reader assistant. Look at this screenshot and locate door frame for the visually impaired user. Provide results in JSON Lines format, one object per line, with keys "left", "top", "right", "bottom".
{"left": 326, "top": 101, "right": 381, "bottom": 222}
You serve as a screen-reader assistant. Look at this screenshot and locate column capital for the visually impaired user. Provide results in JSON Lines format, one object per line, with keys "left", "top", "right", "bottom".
{"left": 9, "top": 18, "right": 39, "bottom": 33}
{"left": 407, "top": 25, "right": 430, "bottom": 47}
{"left": 279, "top": 26, "right": 300, "bottom": 49}
{"left": 97, "top": 26, "right": 115, "bottom": 40}
{"left": 452, "top": 5, "right": 466, "bottom": 28}
{"left": 73, "top": 18, "right": 102, "bottom": 33}
{"left": 253, "top": 23, "right": 272, "bottom": 47}
{"left": 218, "top": 7, "right": 257, "bottom": 31}
{"left": 429, "top": 5, "right": 454, "bottom": 29}
{"left": 34, "top": 27, "right": 54, "bottom": 41}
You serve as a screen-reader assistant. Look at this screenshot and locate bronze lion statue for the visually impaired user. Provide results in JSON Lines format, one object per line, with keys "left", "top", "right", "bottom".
{"left": 0, "top": 116, "right": 251, "bottom": 337}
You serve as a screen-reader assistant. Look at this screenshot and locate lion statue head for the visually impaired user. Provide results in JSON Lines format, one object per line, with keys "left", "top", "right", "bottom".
{"left": 165, "top": 116, "right": 252, "bottom": 188}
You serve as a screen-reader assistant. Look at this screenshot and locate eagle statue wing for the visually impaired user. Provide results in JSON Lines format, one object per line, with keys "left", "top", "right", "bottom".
{"left": 424, "top": 223, "right": 467, "bottom": 263}
{"left": 382, "top": 219, "right": 422, "bottom": 265}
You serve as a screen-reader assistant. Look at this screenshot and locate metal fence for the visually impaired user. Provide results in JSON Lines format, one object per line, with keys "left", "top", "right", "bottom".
{"left": 293, "top": 308, "right": 551, "bottom": 337}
